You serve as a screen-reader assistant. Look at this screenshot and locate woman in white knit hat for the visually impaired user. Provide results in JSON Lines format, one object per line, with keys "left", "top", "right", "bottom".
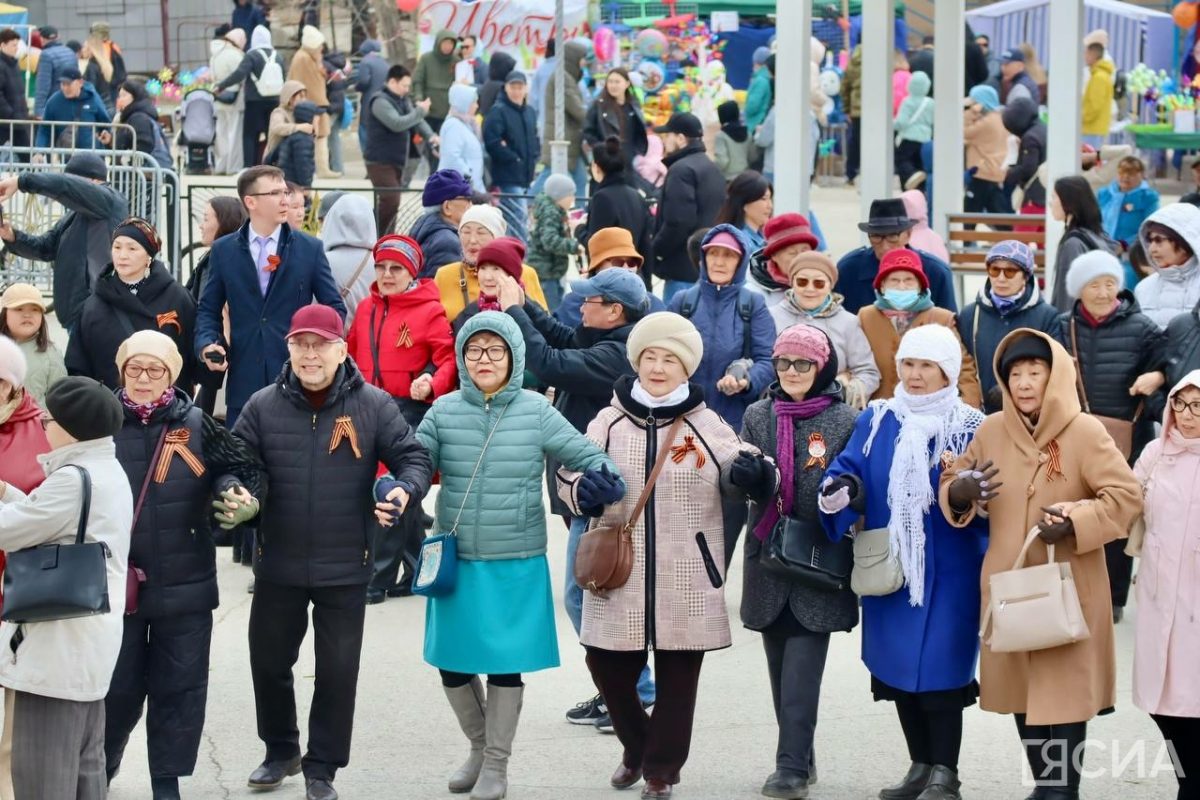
{"left": 819, "top": 324, "right": 987, "bottom": 800}
{"left": 558, "top": 312, "right": 775, "bottom": 799}
{"left": 434, "top": 203, "right": 547, "bottom": 320}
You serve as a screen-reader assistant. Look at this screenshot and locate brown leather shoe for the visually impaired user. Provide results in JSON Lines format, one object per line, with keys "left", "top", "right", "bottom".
{"left": 611, "top": 763, "right": 642, "bottom": 790}
{"left": 641, "top": 779, "right": 672, "bottom": 799}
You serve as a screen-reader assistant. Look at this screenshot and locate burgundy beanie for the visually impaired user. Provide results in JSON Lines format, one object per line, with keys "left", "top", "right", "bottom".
{"left": 773, "top": 323, "right": 831, "bottom": 369}
{"left": 476, "top": 236, "right": 526, "bottom": 281}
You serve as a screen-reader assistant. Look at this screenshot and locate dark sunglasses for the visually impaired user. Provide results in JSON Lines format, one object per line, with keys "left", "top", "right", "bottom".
{"left": 772, "top": 357, "right": 816, "bottom": 374}
{"left": 986, "top": 264, "right": 1023, "bottom": 279}
{"left": 792, "top": 277, "right": 827, "bottom": 290}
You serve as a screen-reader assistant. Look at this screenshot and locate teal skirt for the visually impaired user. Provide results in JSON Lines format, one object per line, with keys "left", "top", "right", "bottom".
{"left": 424, "top": 555, "right": 560, "bottom": 675}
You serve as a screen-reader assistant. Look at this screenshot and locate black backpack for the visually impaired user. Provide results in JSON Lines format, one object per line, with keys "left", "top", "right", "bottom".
{"left": 676, "top": 285, "right": 755, "bottom": 360}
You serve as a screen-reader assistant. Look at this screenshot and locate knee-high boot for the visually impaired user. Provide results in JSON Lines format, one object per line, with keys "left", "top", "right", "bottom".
{"left": 470, "top": 685, "right": 523, "bottom": 800}
{"left": 444, "top": 678, "right": 487, "bottom": 794}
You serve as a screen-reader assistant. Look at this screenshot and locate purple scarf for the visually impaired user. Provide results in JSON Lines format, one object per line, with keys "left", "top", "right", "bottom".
{"left": 120, "top": 386, "right": 176, "bottom": 425}
{"left": 753, "top": 394, "right": 836, "bottom": 541}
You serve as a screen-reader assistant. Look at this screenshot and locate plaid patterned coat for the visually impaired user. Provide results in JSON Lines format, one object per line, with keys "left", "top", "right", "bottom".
{"left": 559, "top": 379, "right": 752, "bottom": 652}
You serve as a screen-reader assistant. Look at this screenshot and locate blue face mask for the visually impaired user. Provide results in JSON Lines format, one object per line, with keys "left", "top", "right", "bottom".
{"left": 882, "top": 289, "right": 921, "bottom": 310}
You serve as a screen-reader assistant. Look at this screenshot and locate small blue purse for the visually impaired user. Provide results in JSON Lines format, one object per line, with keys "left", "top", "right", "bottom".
{"left": 413, "top": 404, "right": 509, "bottom": 597}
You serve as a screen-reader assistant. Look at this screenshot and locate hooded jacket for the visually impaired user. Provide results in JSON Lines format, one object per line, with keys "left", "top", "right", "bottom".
{"left": 114, "top": 83, "right": 159, "bottom": 156}
{"left": 214, "top": 26, "right": 286, "bottom": 105}
{"left": 416, "top": 312, "right": 612, "bottom": 561}
{"left": 483, "top": 88, "right": 539, "bottom": 187}
{"left": 413, "top": 29, "right": 461, "bottom": 120}
{"left": 287, "top": 43, "right": 330, "bottom": 138}
{"left": 540, "top": 41, "right": 588, "bottom": 169}
{"left": 745, "top": 63, "right": 773, "bottom": 131}
{"left": 0, "top": 390, "right": 50, "bottom": 495}
{"left": 894, "top": 70, "right": 933, "bottom": 143}
{"left": 1003, "top": 98, "right": 1048, "bottom": 207}
{"left": 353, "top": 42, "right": 389, "bottom": 108}
{"left": 271, "top": 100, "right": 317, "bottom": 187}
{"left": 1097, "top": 178, "right": 1158, "bottom": 248}
{"left": 1132, "top": 370, "right": 1200, "bottom": 717}
{"left": 408, "top": 211, "right": 462, "bottom": 278}
{"left": 652, "top": 141, "right": 726, "bottom": 283}
{"left": 477, "top": 51, "right": 515, "bottom": 117}
{"left": 265, "top": 79, "right": 307, "bottom": 157}
{"left": 901, "top": 190, "right": 949, "bottom": 263}
{"left": 667, "top": 225, "right": 777, "bottom": 429}
{"left": 940, "top": 331, "right": 1141, "bottom": 725}
{"left": 65, "top": 261, "right": 198, "bottom": 391}
{"left": 963, "top": 103, "right": 1009, "bottom": 184}
{"left": 1082, "top": 57, "right": 1114, "bottom": 137}
{"left": 321, "top": 194, "right": 376, "bottom": 327}
{"left": 209, "top": 36, "right": 246, "bottom": 92}
{"left": 36, "top": 81, "right": 111, "bottom": 149}
{"left": 1135, "top": 204, "right": 1200, "bottom": 329}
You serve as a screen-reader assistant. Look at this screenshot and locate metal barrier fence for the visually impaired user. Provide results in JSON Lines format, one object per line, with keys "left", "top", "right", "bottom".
{"left": 0, "top": 119, "right": 182, "bottom": 298}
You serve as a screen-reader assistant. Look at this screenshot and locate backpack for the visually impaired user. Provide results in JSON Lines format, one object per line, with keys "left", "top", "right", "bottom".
{"left": 149, "top": 119, "right": 174, "bottom": 170}
{"left": 677, "top": 285, "right": 755, "bottom": 360}
{"left": 252, "top": 48, "right": 284, "bottom": 97}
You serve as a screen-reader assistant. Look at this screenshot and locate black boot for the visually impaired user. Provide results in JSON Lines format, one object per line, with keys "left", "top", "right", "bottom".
{"left": 915, "top": 766, "right": 961, "bottom": 800}
{"left": 879, "top": 762, "right": 933, "bottom": 800}
{"left": 247, "top": 756, "right": 302, "bottom": 790}
{"left": 151, "top": 776, "right": 181, "bottom": 800}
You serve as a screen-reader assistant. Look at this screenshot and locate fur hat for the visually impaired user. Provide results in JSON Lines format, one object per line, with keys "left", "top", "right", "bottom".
{"left": 0, "top": 335, "right": 27, "bottom": 389}
{"left": 458, "top": 203, "right": 506, "bottom": 239}
{"left": 626, "top": 312, "right": 704, "bottom": 376}
{"left": 1065, "top": 250, "right": 1124, "bottom": 299}
{"left": 116, "top": 330, "right": 184, "bottom": 384}
{"left": 895, "top": 324, "right": 962, "bottom": 386}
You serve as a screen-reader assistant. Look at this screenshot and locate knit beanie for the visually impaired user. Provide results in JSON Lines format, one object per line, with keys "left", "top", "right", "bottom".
{"left": 115, "top": 330, "right": 184, "bottom": 384}
{"left": 998, "top": 333, "right": 1053, "bottom": 381}
{"left": 373, "top": 234, "right": 424, "bottom": 277}
{"left": 1066, "top": 250, "right": 1124, "bottom": 299}
{"left": 64, "top": 152, "right": 107, "bottom": 181}
{"left": 874, "top": 248, "right": 929, "bottom": 291}
{"left": 44, "top": 377, "right": 123, "bottom": 441}
{"left": 753, "top": 46, "right": 771, "bottom": 65}
{"left": 458, "top": 203, "right": 506, "bottom": 239}
{"left": 626, "top": 312, "right": 704, "bottom": 377}
{"left": 773, "top": 324, "right": 830, "bottom": 369}
{"left": 968, "top": 84, "right": 1000, "bottom": 113}
{"left": 986, "top": 239, "right": 1035, "bottom": 275}
{"left": 0, "top": 335, "right": 26, "bottom": 389}
{"left": 476, "top": 236, "right": 526, "bottom": 281}
{"left": 448, "top": 83, "right": 478, "bottom": 115}
{"left": 301, "top": 25, "right": 325, "bottom": 51}
{"left": 317, "top": 190, "right": 345, "bottom": 220}
{"left": 544, "top": 174, "right": 576, "bottom": 202}
{"left": 895, "top": 324, "right": 962, "bottom": 386}
{"left": 786, "top": 251, "right": 838, "bottom": 284}
{"left": 422, "top": 169, "right": 473, "bottom": 207}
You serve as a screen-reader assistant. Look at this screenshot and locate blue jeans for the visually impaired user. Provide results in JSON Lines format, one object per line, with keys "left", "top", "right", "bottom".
{"left": 565, "top": 516, "right": 655, "bottom": 705}
{"left": 662, "top": 279, "right": 694, "bottom": 304}
{"left": 329, "top": 114, "right": 345, "bottom": 175}
{"left": 497, "top": 184, "right": 530, "bottom": 243}
{"left": 541, "top": 277, "right": 565, "bottom": 312}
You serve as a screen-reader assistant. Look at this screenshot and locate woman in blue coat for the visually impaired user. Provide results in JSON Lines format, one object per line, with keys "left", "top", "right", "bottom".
{"left": 413, "top": 311, "right": 620, "bottom": 800}
{"left": 819, "top": 325, "right": 987, "bottom": 800}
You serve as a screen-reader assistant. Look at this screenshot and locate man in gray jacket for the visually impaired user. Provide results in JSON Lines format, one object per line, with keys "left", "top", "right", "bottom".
{"left": 353, "top": 39, "right": 389, "bottom": 155}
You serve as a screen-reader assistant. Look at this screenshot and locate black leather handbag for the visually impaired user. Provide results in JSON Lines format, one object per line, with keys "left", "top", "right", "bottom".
{"left": 760, "top": 513, "right": 853, "bottom": 592}
{"left": 2, "top": 466, "right": 112, "bottom": 624}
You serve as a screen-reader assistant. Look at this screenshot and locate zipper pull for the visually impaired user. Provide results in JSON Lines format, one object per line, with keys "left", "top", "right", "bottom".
{"left": 312, "top": 412, "right": 317, "bottom": 430}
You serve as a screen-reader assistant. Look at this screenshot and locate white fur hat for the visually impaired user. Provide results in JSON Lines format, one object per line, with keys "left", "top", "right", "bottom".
{"left": 0, "top": 334, "right": 27, "bottom": 390}
{"left": 1066, "top": 250, "right": 1124, "bottom": 299}
{"left": 895, "top": 324, "right": 962, "bottom": 386}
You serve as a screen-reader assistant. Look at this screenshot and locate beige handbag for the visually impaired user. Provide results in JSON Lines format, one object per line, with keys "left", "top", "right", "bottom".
{"left": 851, "top": 527, "right": 905, "bottom": 597}
{"left": 981, "top": 527, "right": 1090, "bottom": 653}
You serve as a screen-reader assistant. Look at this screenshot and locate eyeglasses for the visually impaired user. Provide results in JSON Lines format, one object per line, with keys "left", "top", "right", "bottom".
{"left": 123, "top": 363, "right": 168, "bottom": 380}
{"left": 1146, "top": 235, "right": 1172, "bottom": 246}
{"left": 374, "top": 264, "right": 410, "bottom": 276}
{"left": 1171, "top": 397, "right": 1200, "bottom": 417}
{"left": 39, "top": 415, "right": 54, "bottom": 430}
{"left": 287, "top": 339, "right": 339, "bottom": 354}
{"left": 248, "top": 189, "right": 288, "bottom": 199}
{"left": 792, "top": 277, "right": 828, "bottom": 290}
{"left": 580, "top": 298, "right": 616, "bottom": 307}
{"left": 600, "top": 258, "right": 639, "bottom": 269}
{"left": 987, "top": 264, "right": 1023, "bottom": 279}
{"left": 868, "top": 232, "right": 904, "bottom": 244}
{"left": 465, "top": 344, "right": 508, "bottom": 362}
{"left": 772, "top": 357, "right": 816, "bottom": 374}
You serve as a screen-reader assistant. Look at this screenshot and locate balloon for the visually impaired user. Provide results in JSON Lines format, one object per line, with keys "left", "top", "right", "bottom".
{"left": 594, "top": 26, "right": 616, "bottom": 63}
{"left": 637, "top": 60, "right": 665, "bottom": 93}
{"left": 1174, "top": 1, "right": 1198, "bottom": 29}
{"left": 635, "top": 28, "right": 667, "bottom": 60}
{"left": 396, "top": 0, "right": 421, "bottom": 12}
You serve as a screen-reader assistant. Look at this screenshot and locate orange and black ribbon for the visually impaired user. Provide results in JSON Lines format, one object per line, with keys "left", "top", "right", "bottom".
{"left": 156, "top": 310, "right": 182, "bottom": 335}
{"left": 329, "top": 415, "right": 363, "bottom": 459}
{"left": 1044, "top": 439, "right": 1064, "bottom": 482}
{"left": 804, "top": 432, "right": 827, "bottom": 470}
{"left": 396, "top": 322, "right": 414, "bottom": 348}
{"left": 670, "top": 434, "right": 706, "bottom": 469}
{"left": 153, "top": 429, "right": 207, "bottom": 483}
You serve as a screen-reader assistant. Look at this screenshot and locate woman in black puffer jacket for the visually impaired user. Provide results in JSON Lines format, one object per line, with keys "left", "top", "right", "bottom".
{"left": 1054, "top": 250, "right": 1166, "bottom": 623}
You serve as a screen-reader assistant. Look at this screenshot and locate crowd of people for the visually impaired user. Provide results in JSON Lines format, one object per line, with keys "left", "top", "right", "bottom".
{"left": 0, "top": 13, "right": 1198, "bottom": 800}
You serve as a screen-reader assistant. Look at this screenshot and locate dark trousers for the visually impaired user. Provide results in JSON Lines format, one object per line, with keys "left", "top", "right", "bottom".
{"left": 894, "top": 693, "right": 965, "bottom": 771}
{"left": 369, "top": 501, "right": 422, "bottom": 595}
{"left": 846, "top": 117, "right": 862, "bottom": 180}
{"left": 11, "top": 690, "right": 106, "bottom": 800}
{"left": 243, "top": 100, "right": 274, "bottom": 167}
{"left": 723, "top": 498, "right": 748, "bottom": 571}
{"left": 249, "top": 579, "right": 367, "bottom": 782}
{"left": 762, "top": 629, "right": 828, "bottom": 779}
{"left": 965, "top": 176, "right": 1012, "bottom": 215}
{"left": 105, "top": 611, "right": 214, "bottom": 779}
{"left": 1152, "top": 714, "right": 1200, "bottom": 800}
{"left": 585, "top": 647, "right": 704, "bottom": 785}
{"left": 366, "top": 161, "right": 405, "bottom": 235}
{"left": 1105, "top": 539, "right": 1134, "bottom": 608}
{"left": 1015, "top": 714, "right": 1087, "bottom": 791}
{"left": 895, "top": 139, "right": 925, "bottom": 187}
{"left": 440, "top": 671, "right": 523, "bottom": 688}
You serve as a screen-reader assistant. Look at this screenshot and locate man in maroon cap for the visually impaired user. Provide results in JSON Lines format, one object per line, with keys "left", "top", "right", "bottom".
{"left": 232, "top": 304, "right": 432, "bottom": 800}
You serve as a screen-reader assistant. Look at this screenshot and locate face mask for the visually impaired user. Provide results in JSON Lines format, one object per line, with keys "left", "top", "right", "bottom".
{"left": 883, "top": 289, "right": 921, "bottom": 310}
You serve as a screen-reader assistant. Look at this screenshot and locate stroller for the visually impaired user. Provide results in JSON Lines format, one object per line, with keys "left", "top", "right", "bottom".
{"left": 177, "top": 88, "right": 216, "bottom": 174}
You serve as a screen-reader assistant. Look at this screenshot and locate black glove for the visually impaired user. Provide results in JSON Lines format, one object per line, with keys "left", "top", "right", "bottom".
{"left": 820, "top": 475, "right": 858, "bottom": 500}
{"left": 1037, "top": 507, "right": 1074, "bottom": 544}
{"left": 947, "top": 459, "right": 1003, "bottom": 511}
{"left": 730, "top": 452, "right": 774, "bottom": 501}
{"left": 578, "top": 464, "right": 623, "bottom": 517}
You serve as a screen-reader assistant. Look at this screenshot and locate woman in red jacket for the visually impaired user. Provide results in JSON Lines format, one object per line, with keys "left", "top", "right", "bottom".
{"left": 347, "top": 234, "right": 457, "bottom": 603}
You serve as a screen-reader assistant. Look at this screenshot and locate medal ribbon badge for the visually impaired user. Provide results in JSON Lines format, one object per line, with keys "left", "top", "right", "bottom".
{"left": 154, "top": 429, "right": 208, "bottom": 483}
{"left": 669, "top": 434, "right": 706, "bottom": 469}
{"left": 804, "top": 432, "right": 827, "bottom": 470}
{"left": 329, "top": 415, "right": 363, "bottom": 459}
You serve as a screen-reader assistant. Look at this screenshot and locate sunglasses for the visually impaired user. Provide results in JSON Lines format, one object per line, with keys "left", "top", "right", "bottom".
{"left": 600, "top": 258, "right": 640, "bottom": 269}
{"left": 792, "top": 277, "right": 828, "bottom": 290}
{"left": 986, "top": 264, "right": 1023, "bottom": 279}
{"left": 772, "top": 357, "right": 816, "bottom": 374}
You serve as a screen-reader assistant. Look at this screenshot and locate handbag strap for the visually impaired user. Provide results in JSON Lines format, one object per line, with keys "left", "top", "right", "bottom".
{"left": 617, "top": 418, "right": 685, "bottom": 534}
{"left": 980, "top": 526, "right": 1052, "bottom": 640}
{"left": 64, "top": 465, "right": 92, "bottom": 545}
{"left": 458, "top": 263, "right": 471, "bottom": 311}
{"left": 1069, "top": 318, "right": 1092, "bottom": 414}
{"left": 448, "top": 400, "right": 511, "bottom": 535}
{"left": 339, "top": 251, "right": 372, "bottom": 300}
{"left": 132, "top": 425, "right": 171, "bottom": 531}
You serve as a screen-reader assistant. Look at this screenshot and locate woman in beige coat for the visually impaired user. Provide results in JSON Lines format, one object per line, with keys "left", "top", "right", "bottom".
{"left": 940, "top": 330, "right": 1141, "bottom": 800}
{"left": 558, "top": 312, "right": 771, "bottom": 800}
{"left": 288, "top": 25, "right": 336, "bottom": 177}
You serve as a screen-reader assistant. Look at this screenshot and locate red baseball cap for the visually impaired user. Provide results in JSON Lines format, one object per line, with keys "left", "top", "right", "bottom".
{"left": 287, "top": 305, "right": 344, "bottom": 341}
{"left": 873, "top": 248, "right": 929, "bottom": 291}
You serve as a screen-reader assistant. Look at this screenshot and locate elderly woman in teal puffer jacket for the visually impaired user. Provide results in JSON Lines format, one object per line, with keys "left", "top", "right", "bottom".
{"left": 413, "top": 311, "right": 621, "bottom": 800}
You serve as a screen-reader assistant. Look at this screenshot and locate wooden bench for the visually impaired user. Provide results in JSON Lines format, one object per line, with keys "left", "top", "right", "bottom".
{"left": 945, "top": 212, "right": 1047, "bottom": 302}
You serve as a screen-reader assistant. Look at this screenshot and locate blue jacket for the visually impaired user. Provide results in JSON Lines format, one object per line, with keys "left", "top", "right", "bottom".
{"left": 483, "top": 94, "right": 539, "bottom": 188}
{"left": 415, "top": 312, "right": 615, "bottom": 560}
{"left": 822, "top": 407, "right": 987, "bottom": 693}
{"left": 437, "top": 115, "right": 486, "bottom": 193}
{"left": 554, "top": 290, "right": 665, "bottom": 329}
{"left": 408, "top": 210, "right": 462, "bottom": 279}
{"left": 232, "top": 3, "right": 269, "bottom": 38}
{"left": 744, "top": 66, "right": 772, "bottom": 132}
{"left": 36, "top": 83, "right": 111, "bottom": 149}
{"left": 194, "top": 222, "right": 347, "bottom": 416}
{"left": 34, "top": 41, "right": 76, "bottom": 116}
{"left": 667, "top": 224, "right": 776, "bottom": 430}
{"left": 353, "top": 49, "right": 389, "bottom": 108}
{"left": 1097, "top": 179, "right": 1159, "bottom": 249}
{"left": 835, "top": 246, "right": 957, "bottom": 315}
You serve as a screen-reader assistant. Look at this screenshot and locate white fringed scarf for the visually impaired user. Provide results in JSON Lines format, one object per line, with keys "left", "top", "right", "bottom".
{"left": 863, "top": 384, "right": 983, "bottom": 606}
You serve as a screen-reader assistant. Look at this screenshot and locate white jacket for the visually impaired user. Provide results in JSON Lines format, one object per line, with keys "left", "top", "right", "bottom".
{"left": 0, "top": 439, "right": 132, "bottom": 702}
{"left": 1136, "top": 203, "right": 1200, "bottom": 330}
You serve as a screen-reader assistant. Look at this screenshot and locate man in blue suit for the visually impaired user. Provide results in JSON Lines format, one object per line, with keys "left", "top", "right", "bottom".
{"left": 195, "top": 165, "right": 346, "bottom": 429}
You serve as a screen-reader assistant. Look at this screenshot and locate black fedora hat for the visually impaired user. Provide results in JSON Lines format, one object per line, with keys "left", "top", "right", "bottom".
{"left": 857, "top": 198, "right": 916, "bottom": 235}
